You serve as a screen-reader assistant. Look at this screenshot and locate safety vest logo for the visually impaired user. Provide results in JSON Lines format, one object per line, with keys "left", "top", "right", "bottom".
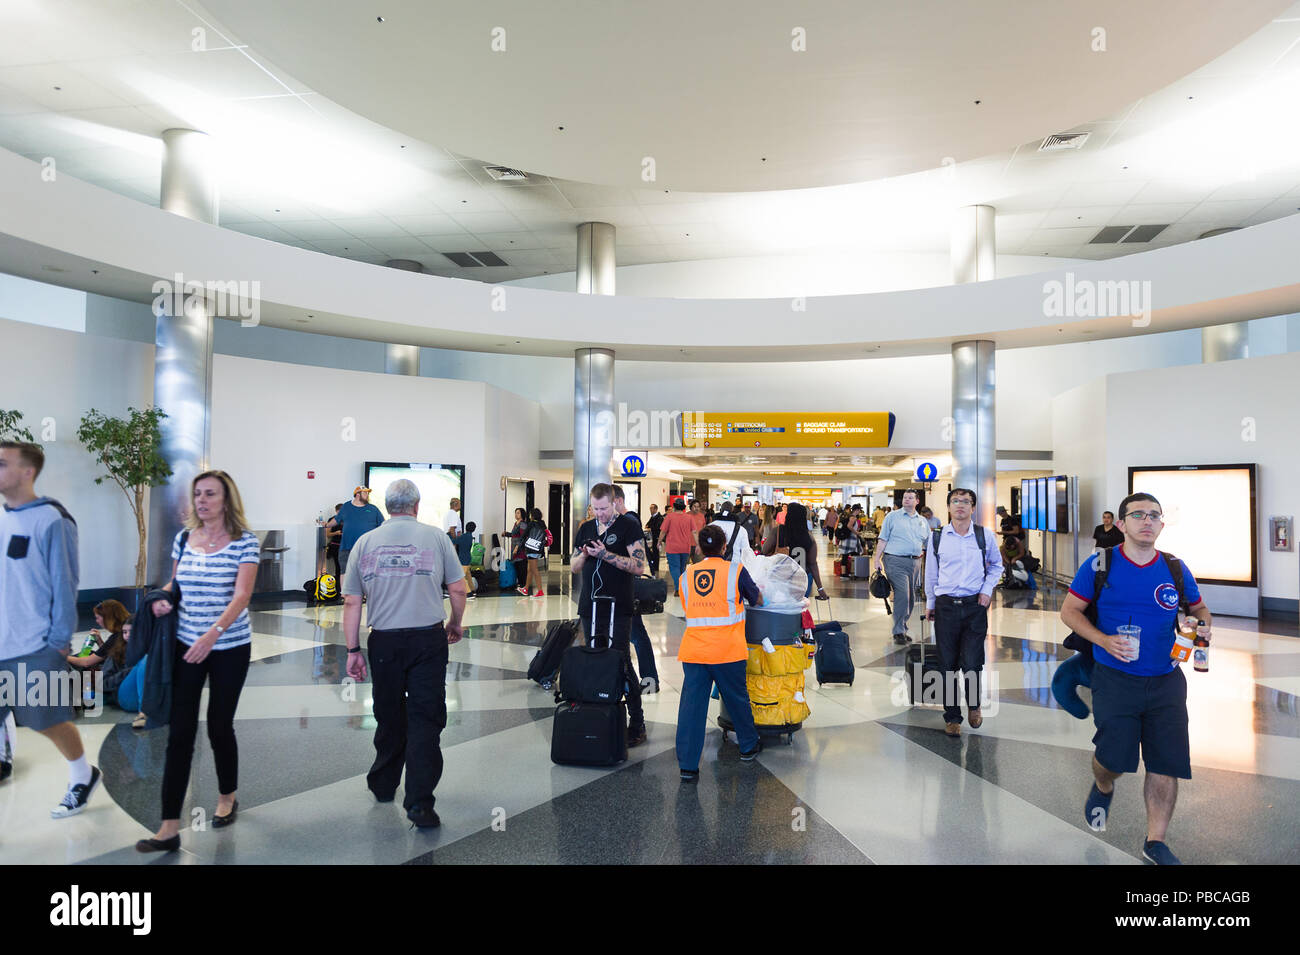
{"left": 694, "top": 568, "right": 716, "bottom": 596}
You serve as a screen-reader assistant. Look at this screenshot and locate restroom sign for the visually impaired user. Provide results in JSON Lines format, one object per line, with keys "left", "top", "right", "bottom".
{"left": 916, "top": 462, "right": 938, "bottom": 482}
{"left": 621, "top": 454, "right": 646, "bottom": 477}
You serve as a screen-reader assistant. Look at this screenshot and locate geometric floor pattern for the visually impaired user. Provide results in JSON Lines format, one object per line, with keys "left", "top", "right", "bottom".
{"left": 2, "top": 557, "right": 1297, "bottom": 865}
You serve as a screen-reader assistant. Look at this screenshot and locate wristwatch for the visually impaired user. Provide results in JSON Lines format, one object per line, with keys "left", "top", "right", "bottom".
{"left": 347, "top": 646, "right": 362, "bottom": 654}
{"left": 214, "top": 625, "right": 225, "bottom": 634}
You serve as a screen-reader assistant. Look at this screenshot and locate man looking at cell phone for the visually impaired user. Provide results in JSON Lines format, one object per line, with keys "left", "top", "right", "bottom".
{"left": 570, "top": 483, "right": 649, "bottom": 747}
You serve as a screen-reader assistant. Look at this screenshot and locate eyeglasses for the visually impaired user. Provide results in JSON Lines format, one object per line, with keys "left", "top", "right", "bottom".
{"left": 1125, "top": 510, "right": 1163, "bottom": 523}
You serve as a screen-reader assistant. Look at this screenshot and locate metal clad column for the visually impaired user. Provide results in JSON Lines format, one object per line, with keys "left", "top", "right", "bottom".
{"left": 148, "top": 129, "right": 217, "bottom": 583}
{"left": 951, "top": 342, "right": 997, "bottom": 530}
{"left": 1202, "top": 323, "right": 1249, "bottom": 362}
{"left": 382, "top": 260, "right": 423, "bottom": 374}
{"left": 573, "top": 222, "right": 616, "bottom": 538}
{"left": 576, "top": 222, "right": 616, "bottom": 295}
{"left": 573, "top": 349, "right": 615, "bottom": 536}
{"left": 951, "top": 205, "right": 997, "bottom": 529}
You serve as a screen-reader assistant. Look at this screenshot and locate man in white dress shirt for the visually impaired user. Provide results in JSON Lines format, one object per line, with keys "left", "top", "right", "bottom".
{"left": 924, "top": 487, "right": 1003, "bottom": 738}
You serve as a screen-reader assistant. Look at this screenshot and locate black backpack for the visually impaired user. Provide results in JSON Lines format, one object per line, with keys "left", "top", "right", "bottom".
{"left": 718, "top": 519, "right": 743, "bottom": 561}
{"left": 1063, "top": 547, "right": 1188, "bottom": 653}
{"left": 929, "top": 525, "right": 990, "bottom": 577}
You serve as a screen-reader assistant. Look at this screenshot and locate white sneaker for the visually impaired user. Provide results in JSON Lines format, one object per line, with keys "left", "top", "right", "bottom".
{"left": 51, "top": 766, "right": 101, "bottom": 819}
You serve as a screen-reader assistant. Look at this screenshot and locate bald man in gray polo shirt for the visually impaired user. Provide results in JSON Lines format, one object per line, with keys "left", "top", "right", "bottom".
{"left": 343, "top": 478, "right": 466, "bottom": 829}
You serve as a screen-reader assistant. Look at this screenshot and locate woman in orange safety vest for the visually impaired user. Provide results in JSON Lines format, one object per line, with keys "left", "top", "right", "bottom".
{"left": 676, "top": 525, "right": 765, "bottom": 782}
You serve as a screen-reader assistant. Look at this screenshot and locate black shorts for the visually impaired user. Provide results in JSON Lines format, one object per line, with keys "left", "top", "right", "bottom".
{"left": 1091, "top": 662, "right": 1191, "bottom": 779}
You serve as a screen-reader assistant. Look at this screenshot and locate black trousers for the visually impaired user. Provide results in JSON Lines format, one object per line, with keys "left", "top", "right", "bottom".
{"left": 162, "top": 641, "right": 251, "bottom": 820}
{"left": 933, "top": 597, "right": 988, "bottom": 724}
{"left": 646, "top": 539, "right": 661, "bottom": 577}
{"left": 581, "top": 612, "right": 643, "bottom": 727}
{"left": 367, "top": 625, "right": 449, "bottom": 810}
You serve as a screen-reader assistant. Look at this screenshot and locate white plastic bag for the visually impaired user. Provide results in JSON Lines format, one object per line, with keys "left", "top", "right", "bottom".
{"left": 747, "top": 554, "right": 810, "bottom": 609}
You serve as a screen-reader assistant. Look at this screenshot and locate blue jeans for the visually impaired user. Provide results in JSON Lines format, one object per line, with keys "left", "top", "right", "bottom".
{"left": 677, "top": 660, "right": 758, "bottom": 771}
{"left": 666, "top": 552, "right": 688, "bottom": 595}
{"left": 117, "top": 655, "right": 146, "bottom": 712}
{"left": 630, "top": 614, "right": 658, "bottom": 684}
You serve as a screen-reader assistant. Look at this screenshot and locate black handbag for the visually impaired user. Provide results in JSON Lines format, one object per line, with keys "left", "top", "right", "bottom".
{"left": 632, "top": 575, "right": 667, "bottom": 615}
{"left": 869, "top": 570, "right": 892, "bottom": 599}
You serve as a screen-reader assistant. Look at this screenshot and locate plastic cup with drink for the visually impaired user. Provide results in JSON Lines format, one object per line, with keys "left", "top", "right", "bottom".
{"left": 1115, "top": 623, "right": 1141, "bottom": 662}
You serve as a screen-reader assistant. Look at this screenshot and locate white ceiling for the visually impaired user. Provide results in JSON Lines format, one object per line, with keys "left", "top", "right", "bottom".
{"left": 0, "top": 0, "right": 1298, "bottom": 286}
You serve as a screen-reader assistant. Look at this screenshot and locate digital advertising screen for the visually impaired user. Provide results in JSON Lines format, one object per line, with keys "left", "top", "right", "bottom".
{"left": 1128, "top": 464, "right": 1257, "bottom": 586}
{"left": 1021, "top": 478, "right": 1037, "bottom": 530}
{"left": 1036, "top": 478, "right": 1048, "bottom": 533}
{"left": 363, "top": 462, "right": 467, "bottom": 531}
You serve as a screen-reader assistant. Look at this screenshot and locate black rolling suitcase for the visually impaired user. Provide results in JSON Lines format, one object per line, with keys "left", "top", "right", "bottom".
{"left": 814, "top": 627, "right": 854, "bottom": 685}
{"left": 905, "top": 611, "right": 943, "bottom": 705}
{"left": 528, "top": 618, "right": 580, "bottom": 688}
{"left": 551, "top": 701, "right": 628, "bottom": 766}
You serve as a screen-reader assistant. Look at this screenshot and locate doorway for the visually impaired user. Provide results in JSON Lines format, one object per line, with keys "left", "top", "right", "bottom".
{"left": 548, "top": 482, "right": 570, "bottom": 564}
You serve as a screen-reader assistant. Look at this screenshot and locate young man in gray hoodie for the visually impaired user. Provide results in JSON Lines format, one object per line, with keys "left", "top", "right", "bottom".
{"left": 0, "top": 441, "right": 100, "bottom": 817}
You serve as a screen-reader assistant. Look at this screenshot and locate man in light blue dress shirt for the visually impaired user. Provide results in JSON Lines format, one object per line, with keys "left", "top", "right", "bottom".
{"left": 923, "top": 487, "right": 1003, "bottom": 737}
{"left": 873, "top": 489, "right": 932, "bottom": 644}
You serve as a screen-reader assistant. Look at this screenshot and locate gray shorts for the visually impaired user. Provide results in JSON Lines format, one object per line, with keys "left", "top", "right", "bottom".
{"left": 0, "top": 646, "right": 78, "bottom": 732}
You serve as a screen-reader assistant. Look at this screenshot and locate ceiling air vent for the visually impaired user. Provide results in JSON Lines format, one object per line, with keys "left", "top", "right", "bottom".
{"left": 440, "top": 251, "right": 511, "bottom": 267}
{"left": 1089, "top": 224, "right": 1170, "bottom": 244}
{"left": 1039, "top": 132, "right": 1090, "bottom": 152}
{"left": 1121, "top": 224, "right": 1169, "bottom": 243}
{"left": 484, "top": 166, "right": 528, "bottom": 181}
{"left": 1089, "top": 225, "right": 1134, "bottom": 244}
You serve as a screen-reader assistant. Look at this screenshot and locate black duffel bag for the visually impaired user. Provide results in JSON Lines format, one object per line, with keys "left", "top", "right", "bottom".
{"left": 632, "top": 575, "right": 668, "bottom": 615}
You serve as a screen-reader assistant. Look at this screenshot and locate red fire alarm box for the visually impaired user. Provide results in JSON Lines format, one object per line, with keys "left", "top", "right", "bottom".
{"left": 307, "top": 471, "right": 315, "bottom": 479}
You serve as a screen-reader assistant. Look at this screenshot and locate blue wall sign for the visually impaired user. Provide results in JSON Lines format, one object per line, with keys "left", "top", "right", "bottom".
{"left": 916, "top": 462, "right": 938, "bottom": 482}
{"left": 621, "top": 455, "right": 646, "bottom": 477}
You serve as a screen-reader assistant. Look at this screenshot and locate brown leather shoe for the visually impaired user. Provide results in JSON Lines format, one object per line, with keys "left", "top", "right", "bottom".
{"left": 944, "top": 722, "right": 961, "bottom": 737}
{"left": 968, "top": 709, "right": 983, "bottom": 729}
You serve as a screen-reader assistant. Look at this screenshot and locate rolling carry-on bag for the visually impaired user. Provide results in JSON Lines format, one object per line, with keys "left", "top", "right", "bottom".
{"left": 814, "top": 628, "right": 854, "bottom": 685}
{"left": 551, "top": 700, "right": 628, "bottom": 766}
{"left": 905, "top": 611, "right": 943, "bottom": 705}
{"left": 852, "top": 555, "right": 872, "bottom": 579}
{"left": 528, "top": 618, "right": 580, "bottom": 688}
{"left": 555, "top": 644, "right": 624, "bottom": 704}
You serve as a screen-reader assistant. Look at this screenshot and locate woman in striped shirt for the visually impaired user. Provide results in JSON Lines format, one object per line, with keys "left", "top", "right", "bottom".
{"left": 136, "top": 470, "right": 260, "bottom": 853}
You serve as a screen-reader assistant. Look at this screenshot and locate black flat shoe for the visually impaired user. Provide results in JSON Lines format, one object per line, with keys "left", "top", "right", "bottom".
{"left": 212, "top": 801, "right": 239, "bottom": 829}
{"left": 135, "top": 835, "right": 180, "bottom": 853}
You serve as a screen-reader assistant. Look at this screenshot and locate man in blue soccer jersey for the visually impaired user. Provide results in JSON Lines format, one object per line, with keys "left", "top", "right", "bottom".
{"left": 1059, "top": 492, "right": 1213, "bottom": 865}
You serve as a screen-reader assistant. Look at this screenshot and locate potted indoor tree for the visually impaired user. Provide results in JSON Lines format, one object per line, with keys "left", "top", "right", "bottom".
{"left": 77, "top": 407, "right": 171, "bottom": 596}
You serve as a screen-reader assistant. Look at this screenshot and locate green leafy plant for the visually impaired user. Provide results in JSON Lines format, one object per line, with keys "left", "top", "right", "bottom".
{"left": 77, "top": 408, "right": 172, "bottom": 589}
{"left": 0, "top": 408, "right": 37, "bottom": 446}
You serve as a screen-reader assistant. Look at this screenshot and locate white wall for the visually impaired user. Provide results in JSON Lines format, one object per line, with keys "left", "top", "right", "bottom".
{"left": 504, "top": 252, "right": 1090, "bottom": 299}
{"left": 1051, "top": 352, "right": 1300, "bottom": 606}
{"left": 1100, "top": 351, "right": 1300, "bottom": 606}
{"left": 0, "top": 319, "right": 154, "bottom": 589}
{"left": 1051, "top": 378, "right": 1109, "bottom": 575}
{"left": 210, "top": 355, "right": 544, "bottom": 588}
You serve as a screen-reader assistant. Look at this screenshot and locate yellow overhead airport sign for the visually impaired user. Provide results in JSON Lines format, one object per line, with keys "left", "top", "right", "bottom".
{"left": 779, "top": 488, "right": 834, "bottom": 498}
{"left": 683, "top": 412, "right": 895, "bottom": 449}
